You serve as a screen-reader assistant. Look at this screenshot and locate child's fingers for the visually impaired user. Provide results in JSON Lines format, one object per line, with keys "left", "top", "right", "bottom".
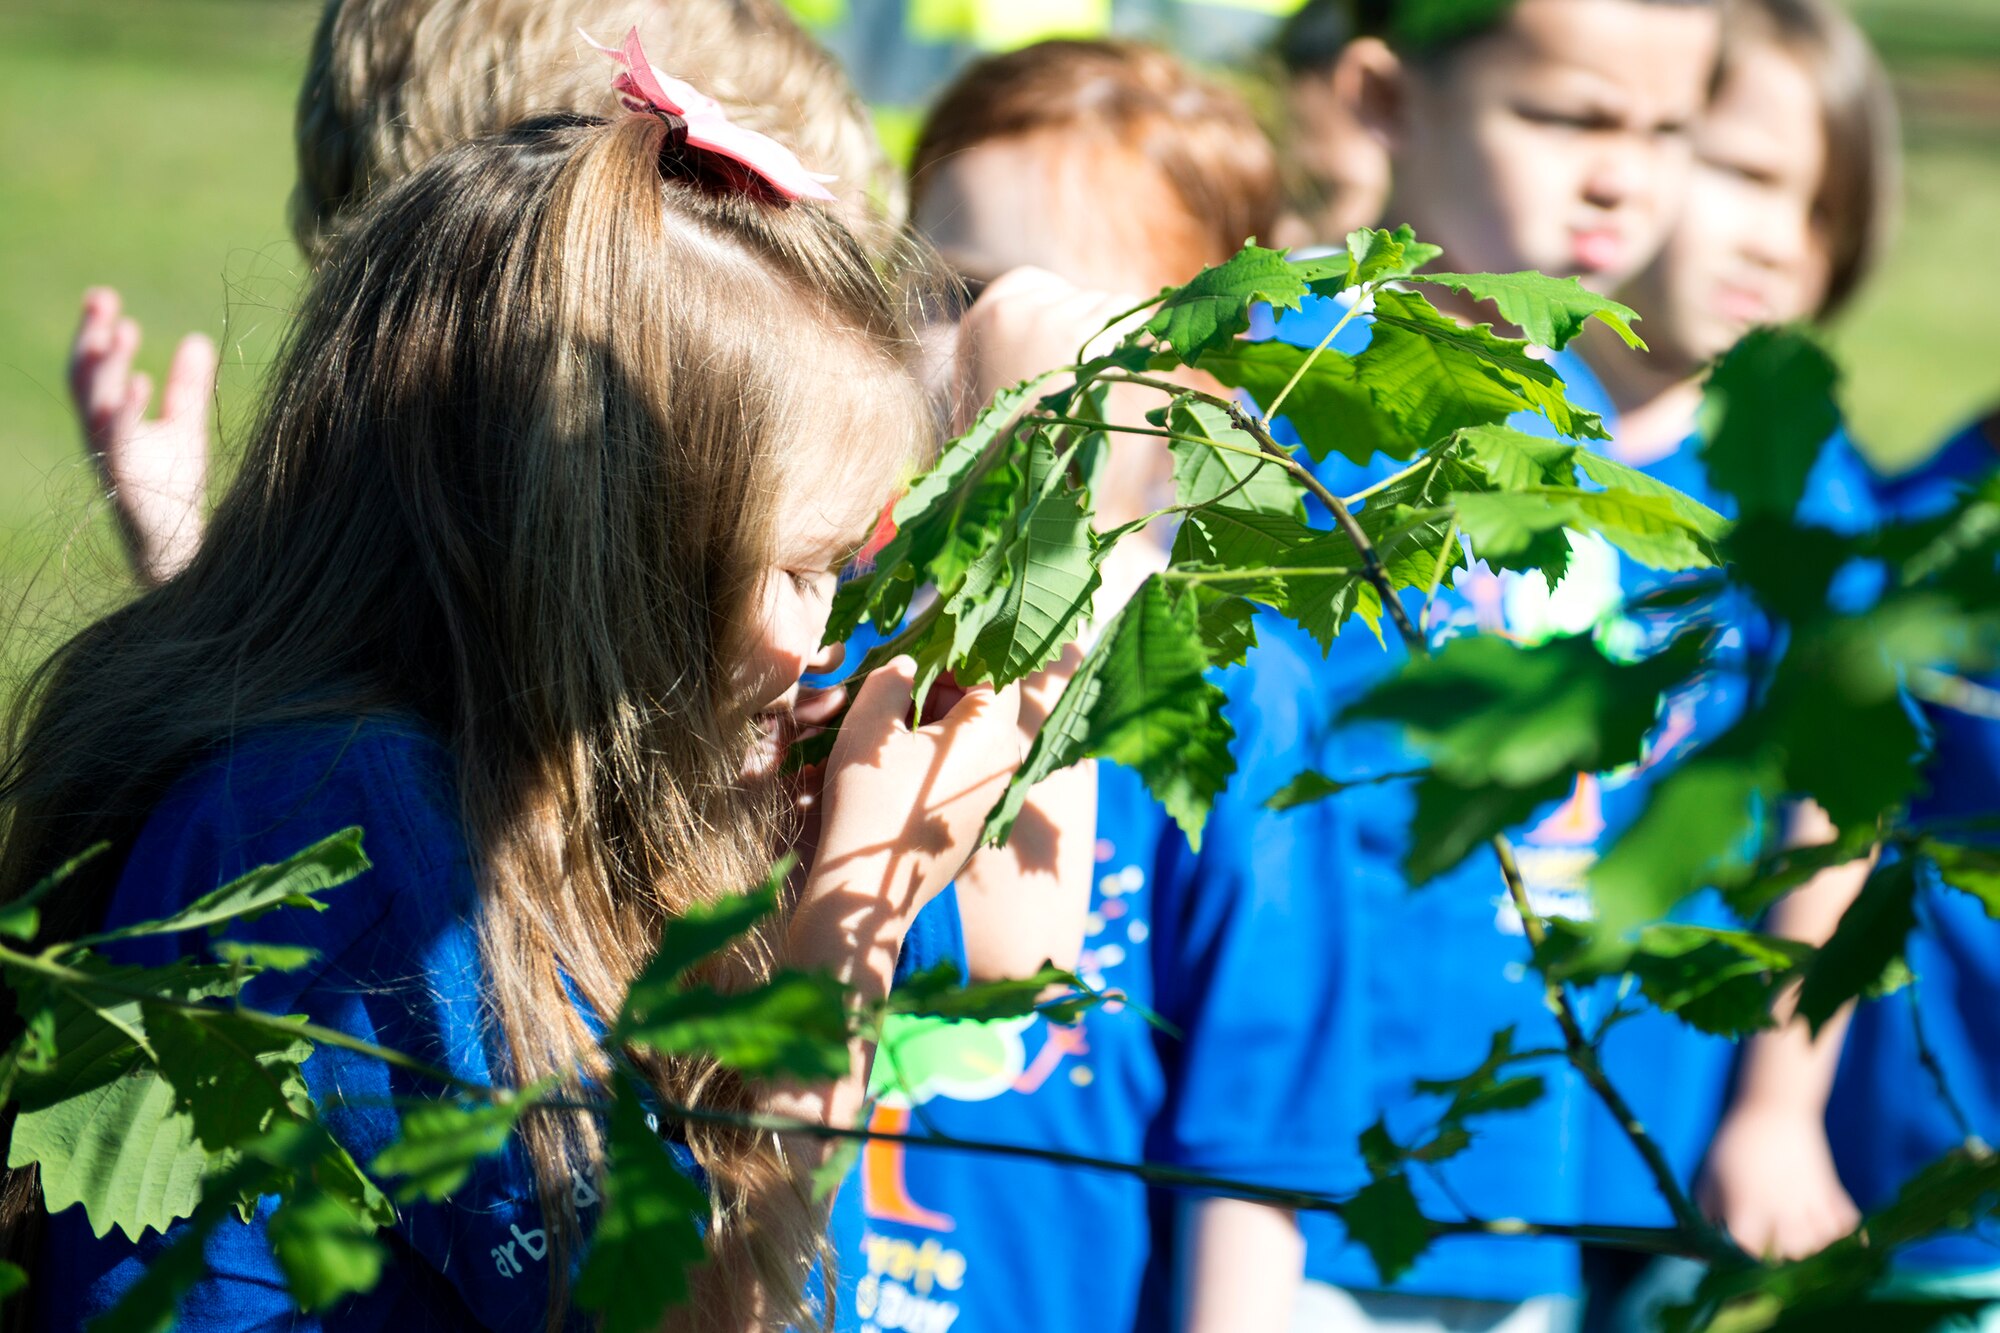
{"left": 928, "top": 678, "right": 1022, "bottom": 744}
{"left": 160, "top": 333, "right": 218, "bottom": 423}
{"left": 793, "top": 682, "right": 848, "bottom": 728}
{"left": 114, "top": 373, "right": 154, "bottom": 444}
{"left": 69, "top": 289, "right": 120, "bottom": 388}
{"left": 842, "top": 655, "right": 918, "bottom": 741}
{"left": 88, "top": 319, "right": 142, "bottom": 429}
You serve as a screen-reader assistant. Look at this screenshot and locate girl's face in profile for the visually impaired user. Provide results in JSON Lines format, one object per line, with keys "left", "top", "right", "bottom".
{"left": 1625, "top": 38, "right": 1834, "bottom": 369}
{"left": 733, "top": 460, "right": 888, "bottom": 731}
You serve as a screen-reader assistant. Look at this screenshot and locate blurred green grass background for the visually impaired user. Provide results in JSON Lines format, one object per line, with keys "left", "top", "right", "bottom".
{"left": 1, "top": 0, "right": 1997, "bottom": 682}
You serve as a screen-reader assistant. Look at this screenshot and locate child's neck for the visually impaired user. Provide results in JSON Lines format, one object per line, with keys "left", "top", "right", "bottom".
{"left": 1582, "top": 325, "right": 1703, "bottom": 467}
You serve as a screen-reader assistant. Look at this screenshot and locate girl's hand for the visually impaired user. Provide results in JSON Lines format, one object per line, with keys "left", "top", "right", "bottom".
{"left": 1699, "top": 1103, "right": 1860, "bottom": 1259}
{"left": 791, "top": 657, "right": 1021, "bottom": 987}
{"left": 955, "top": 643, "right": 1097, "bottom": 978}
{"left": 68, "top": 288, "right": 215, "bottom": 586}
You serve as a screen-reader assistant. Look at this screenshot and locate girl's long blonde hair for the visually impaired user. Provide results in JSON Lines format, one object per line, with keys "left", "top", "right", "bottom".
{"left": 1, "top": 112, "right": 934, "bottom": 1330}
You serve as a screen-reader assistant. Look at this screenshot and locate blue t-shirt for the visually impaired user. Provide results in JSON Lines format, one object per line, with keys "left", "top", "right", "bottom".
{"left": 827, "top": 628, "right": 1352, "bottom": 1333}
{"left": 37, "top": 718, "right": 966, "bottom": 1333}
{"left": 1262, "top": 295, "right": 1879, "bottom": 1294}
{"left": 1828, "top": 417, "right": 2000, "bottom": 1273}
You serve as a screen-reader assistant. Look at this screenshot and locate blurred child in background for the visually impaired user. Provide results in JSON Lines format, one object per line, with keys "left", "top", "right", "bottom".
{"left": 1255, "top": 2, "right": 1728, "bottom": 1329}
{"left": 1564, "top": 5, "right": 1902, "bottom": 1327}
{"left": 1271, "top": 0, "right": 1391, "bottom": 247}
{"left": 834, "top": 39, "right": 1353, "bottom": 1333}
{"left": 69, "top": 0, "right": 897, "bottom": 587}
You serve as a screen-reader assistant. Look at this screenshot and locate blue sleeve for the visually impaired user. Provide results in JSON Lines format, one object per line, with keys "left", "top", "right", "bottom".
{"left": 897, "top": 883, "right": 968, "bottom": 987}
{"left": 1143, "top": 627, "right": 1363, "bottom": 1195}
{"left": 38, "top": 721, "right": 674, "bottom": 1333}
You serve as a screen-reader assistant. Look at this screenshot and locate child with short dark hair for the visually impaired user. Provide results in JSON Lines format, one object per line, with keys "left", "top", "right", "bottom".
{"left": 1255, "top": 3, "right": 1730, "bottom": 1330}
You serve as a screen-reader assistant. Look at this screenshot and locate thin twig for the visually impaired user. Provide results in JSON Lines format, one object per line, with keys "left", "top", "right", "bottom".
{"left": 1098, "top": 372, "right": 1426, "bottom": 650}
{"left": 1490, "top": 837, "right": 1741, "bottom": 1264}
{"left": 0, "top": 944, "right": 490, "bottom": 1097}
{"left": 1264, "top": 293, "right": 1367, "bottom": 421}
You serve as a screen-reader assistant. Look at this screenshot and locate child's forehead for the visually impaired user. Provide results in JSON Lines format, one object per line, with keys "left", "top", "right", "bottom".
{"left": 1476, "top": 0, "right": 1721, "bottom": 90}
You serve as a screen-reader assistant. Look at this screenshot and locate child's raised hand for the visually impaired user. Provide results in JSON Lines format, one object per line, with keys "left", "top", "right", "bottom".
{"left": 790, "top": 657, "right": 1021, "bottom": 986}
{"left": 69, "top": 288, "right": 215, "bottom": 586}
{"left": 1698, "top": 1102, "right": 1861, "bottom": 1259}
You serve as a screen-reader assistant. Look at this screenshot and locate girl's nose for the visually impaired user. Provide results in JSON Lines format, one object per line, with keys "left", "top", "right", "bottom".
{"left": 806, "top": 639, "right": 846, "bottom": 677}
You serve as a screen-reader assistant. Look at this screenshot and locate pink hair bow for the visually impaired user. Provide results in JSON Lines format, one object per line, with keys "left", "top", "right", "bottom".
{"left": 586, "top": 27, "right": 838, "bottom": 203}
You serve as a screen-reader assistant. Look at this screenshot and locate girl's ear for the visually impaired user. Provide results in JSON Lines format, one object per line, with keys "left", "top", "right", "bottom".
{"left": 1340, "top": 36, "right": 1408, "bottom": 153}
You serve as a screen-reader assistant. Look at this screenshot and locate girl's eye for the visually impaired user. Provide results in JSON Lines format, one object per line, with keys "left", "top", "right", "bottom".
{"left": 791, "top": 569, "right": 838, "bottom": 601}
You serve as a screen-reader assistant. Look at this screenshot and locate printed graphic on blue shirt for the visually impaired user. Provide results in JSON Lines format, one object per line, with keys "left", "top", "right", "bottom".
{"left": 834, "top": 776, "right": 1167, "bottom": 1333}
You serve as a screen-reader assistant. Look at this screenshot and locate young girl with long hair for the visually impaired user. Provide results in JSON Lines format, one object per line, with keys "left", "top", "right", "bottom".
{"left": 5, "top": 82, "right": 1021, "bottom": 1332}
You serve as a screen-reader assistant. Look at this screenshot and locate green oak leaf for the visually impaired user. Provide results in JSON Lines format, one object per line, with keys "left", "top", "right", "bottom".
{"left": 223, "top": 1119, "right": 393, "bottom": 1308}
{"left": 7, "top": 961, "right": 248, "bottom": 1240}
{"left": 1545, "top": 920, "right": 1813, "bottom": 1037}
{"left": 1412, "top": 1027, "right": 1546, "bottom": 1126}
{"left": 1627, "top": 925, "right": 1814, "bottom": 1038}
{"left": 1343, "top": 225, "right": 1444, "bottom": 288}
{"left": 1698, "top": 326, "right": 1841, "bottom": 519}
{"left": 371, "top": 1090, "right": 545, "bottom": 1203}
{"left": 1415, "top": 272, "right": 1645, "bottom": 350}
{"left": 1190, "top": 588, "right": 1261, "bottom": 667}
{"left": 627, "top": 860, "right": 787, "bottom": 1001}
{"left": 574, "top": 1077, "right": 709, "bottom": 1333}
{"left": 1723, "top": 515, "right": 1853, "bottom": 624}
{"left": 78, "top": 828, "right": 367, "bottom": 947}
{"left": 0, "top": 842, "right": 109, "bottom": 944}
{"left": 206, "top": 941, "right": 320, "bottom": 974}
{"left": 982, "top": 577, "right": 1234, "bottom": 849}
{"left": 948, "top": 437, "right": 1101, "bottom": 687}
{"left": 267, "top": 1189, "right": 387, "bottom": 1311}
{"left": 1926, "top": 841, "right": 2000, "bottom": 918}
{"left": 1347, "top": 633, "right": 1696, "bottom": 789}
{"left": 145, "top": 1007, "right": 312, "bottom": 1150}
{"left": 1263, "top": 767, "right": 1422, "bottom": 812}
{"left": 1342, "top": 1172, "right": 1431, "bottom": 1285}
{"left": 1144, "top": 245, "right": 1310, "bottom": 361}
{"left": 1797, "top": 856, "right": 1921, "bottom": 1034}
{"left": 1573, "top": 452, "right": 1729, "bottom": 541}
{"left": 1192, "top": 340, "right": 1423, "bottom": 465}
{"left": 1763, "top": 619, "right": 1927, "bottom": 831}
{"left": 1455, "top": 425, "right": 1579, "bottom": 490}
{"left": 619, "top": 970, "right": 852, "bottom": 1081}
{"left": 1586, "top": 749, "right": 1780, "bottom": 946}
{"left": 886, "top": 961, "right": 1101, "bottom": 1023}
{"left": 1404, "top": 771, "right": 1573, "bottom": 886}
{"left": 830, "top": 380, "right": 1042, "bottom": 641}
{"left": 1164, "top": 399, "right": 1305, "bottom": 517}
{"left": 1361, "top": 290, "right": 1608, "bottom": 444}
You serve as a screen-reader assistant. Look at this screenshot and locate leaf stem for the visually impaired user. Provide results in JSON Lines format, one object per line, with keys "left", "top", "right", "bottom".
{"left": 1263, "top": 291, "right": 1367, "bottom": 422}
{"left": 638, "top": 1092, "right": 1698, "bottom": 1254}
{"left": 1489, "top": 836, "right": 1742, "bottom": 1264}
{"left": 1098, "top": 371, "right": 1428, "bottom": 652}
{"left": 1340, "top": 449, "right": 1446, "bottom": 510}
{"left": 0, "top": 944, "right": 492, "bottom": 1098}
